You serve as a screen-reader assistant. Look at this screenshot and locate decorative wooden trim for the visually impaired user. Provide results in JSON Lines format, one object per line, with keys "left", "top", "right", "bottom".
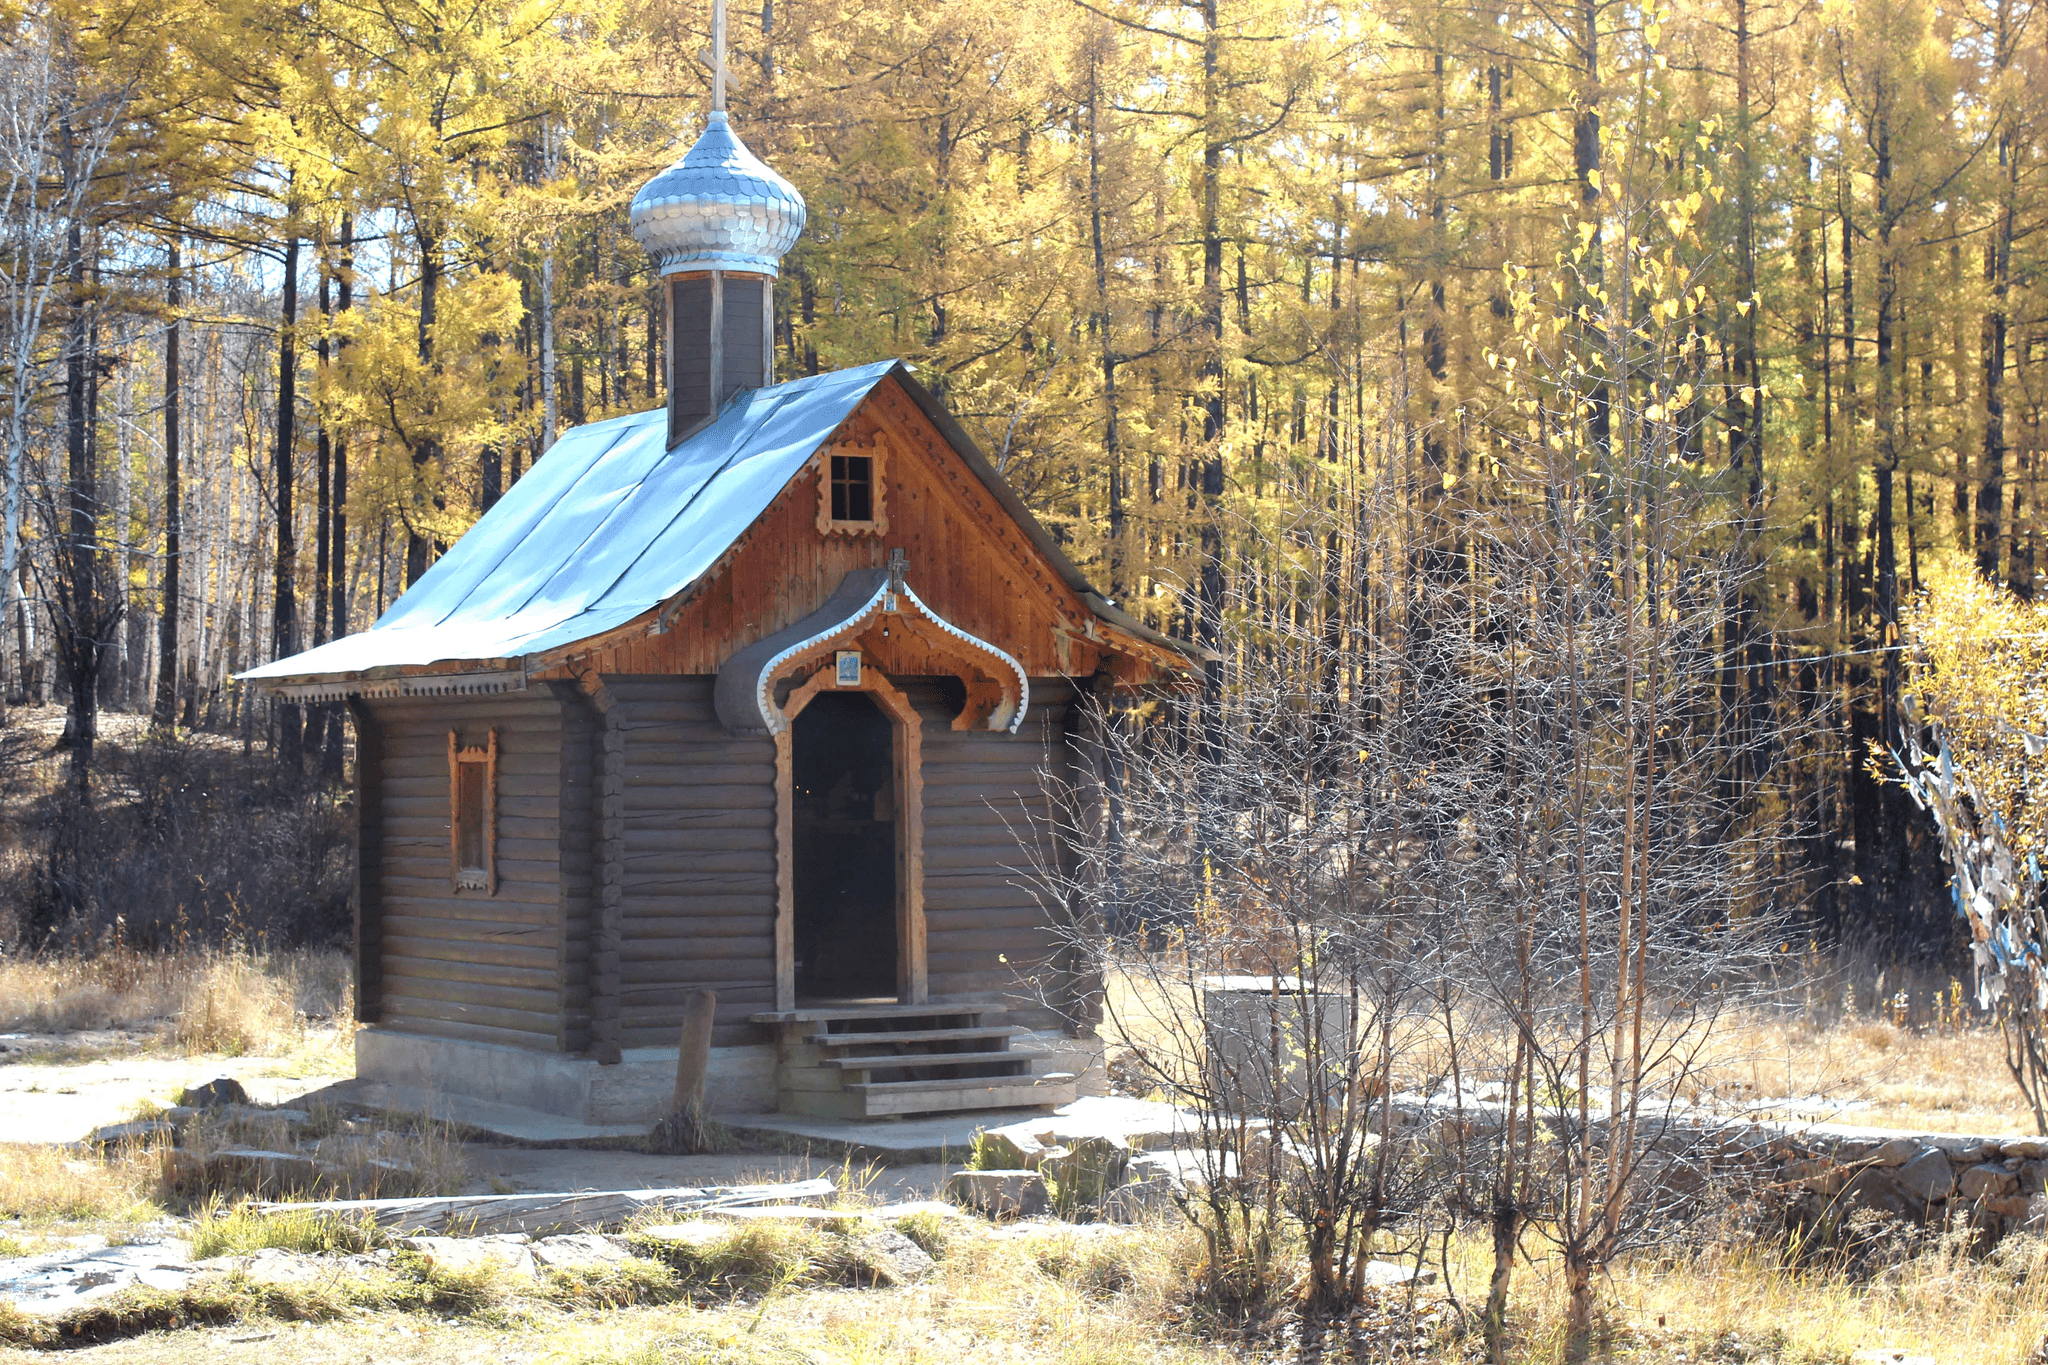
{"left": 773, "top": 725, "right": 795, "bottom": 1013}
{"left": 773, "top": 665, "right": 926, "bottom": 1008}
{"left": 349, "top": 699, "right": 383, "bottom": 1025}
{"left": 448, "top": 727, "right": 499, "bottom": 896}
{"left": 814, "top": 435, "right": 888, "bottom": 537}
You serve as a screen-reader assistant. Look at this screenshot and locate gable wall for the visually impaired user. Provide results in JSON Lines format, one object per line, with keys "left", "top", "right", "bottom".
{"left": 537, "top": 377, "right": 1109, "bottom": 684}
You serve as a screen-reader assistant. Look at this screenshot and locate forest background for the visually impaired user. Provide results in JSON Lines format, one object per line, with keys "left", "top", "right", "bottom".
{"left": 1, "top": 0, "right": 2041, "bottom": 976}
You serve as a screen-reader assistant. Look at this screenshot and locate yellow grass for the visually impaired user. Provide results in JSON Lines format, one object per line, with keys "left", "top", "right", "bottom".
{"left": 0, "top": 1139, "right": 164, "bottom": 1227}
{"left": 0, "top": 946, "right": 352, "bottom": 1056}
{"left": 1102, "top": 962, "right": 2046, "bottom": 1137}
{"left": 1436, "top": 1230, "right": 2048, "bottom": 1365}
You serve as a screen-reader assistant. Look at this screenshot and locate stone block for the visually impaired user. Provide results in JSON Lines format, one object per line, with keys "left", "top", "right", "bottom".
{"left": 398, "top": 1234, "right": 537, "bottom": 1279}
{"left": 1100, "top": 1178, "right": 1178, "bottom": 1223}
{"left": 1868, "top": 1138, "right": 1924, "bottom": 1168}
{"left": 633, "top": 1223, "right": 731, "bottom": 1251}
{"left": 2021, "top": 1160, "right": 2048, "bottom": 1195}
{"left": 1130, "top": 1148, "right": 1236, "bottom": 1190}
{"left": 530, "top": 1234, "right": 630, "bottom": 1271}
{"left": 945, "top": 1169, "right": 1048, "bottom": 1219}
{"left": 1957, "top": 1164, "right": 2016, "bottom": 1200}
{"left": 89, "top": 1120, "right": 173, "bottom": 1148}
{"left": 180, "top": 1078, "right": 249, "bottom": 1109}
{"left": 2024, "top": 1194, "right": 2048, "bottom": 1232}
{"left": 851, "top": 1229, "right": 935, "bottom": 1285}
{"left": 698, "top": 1206, "right": 842, "bottom": 1224}
{"left": 2000, "top": 1138, "right": 2048, "bottom": 1160}
{"left": 1043, "top": 1135, "right": 1132, "bottom": 1211}
{"left": 1202, "top": 977, "right": 1353, "bottom": 1118}
{"left": 976, "top": 1123, "right": 1052, "bottom": 1169}
{"left": 1893, "top": 1149, "right": 1956, "bottom": 1204}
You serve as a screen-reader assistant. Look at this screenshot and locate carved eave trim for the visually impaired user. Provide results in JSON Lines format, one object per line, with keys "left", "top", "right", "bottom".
{"left": 268, "top": 668, "right": 530, "bottom": 703}
{"left": 714, "top": 567, "right": 1028, "bottom": 737}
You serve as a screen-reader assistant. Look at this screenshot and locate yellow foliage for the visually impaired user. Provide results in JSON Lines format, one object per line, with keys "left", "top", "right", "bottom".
{"left": 1903, "top": 564, "right": 2048, "bottom": 856}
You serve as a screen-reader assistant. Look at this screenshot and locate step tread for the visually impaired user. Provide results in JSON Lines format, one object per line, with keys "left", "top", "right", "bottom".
{"left": 845, "top": 1073, "right": 1070, "bottom": 1095}
{"left": 751, "top": 1002, "right": 999, "bottom": 1024}
{"left": 809, "top": 1026, "right": 1029, "bottom": 1047}
{"left": 821, "top": 1049, "right": 1047, "bottom": 1071}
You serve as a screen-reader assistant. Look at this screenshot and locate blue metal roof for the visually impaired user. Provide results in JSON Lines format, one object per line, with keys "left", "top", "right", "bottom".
{"left": 243, "top": 360, "right": 901, "bottom": 681}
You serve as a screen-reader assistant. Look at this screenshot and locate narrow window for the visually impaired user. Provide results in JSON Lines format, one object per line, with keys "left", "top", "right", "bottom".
{"left": 831, "top": 453, "right": 873, "bottom": 522}
{"left": 448, "top": 729, "right": 498, "bottom": 894}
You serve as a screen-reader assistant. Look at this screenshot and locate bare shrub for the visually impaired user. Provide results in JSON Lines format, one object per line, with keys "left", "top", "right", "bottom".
{"left": 5, "top": 731, "right": 351, "bottom": 951}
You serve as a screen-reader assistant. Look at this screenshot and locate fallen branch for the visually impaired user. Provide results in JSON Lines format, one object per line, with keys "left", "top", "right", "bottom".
{"left": 247, "top": 1178, "right": 838, "bottom": 1235}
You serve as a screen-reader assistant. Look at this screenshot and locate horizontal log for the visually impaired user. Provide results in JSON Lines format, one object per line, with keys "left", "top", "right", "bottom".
{"left": 606, "top": 741, "right": 772, "bottom": 767}
{"left": 381, "top": 911, "right": 557, "bottom": 943}
{"left": 380, "top": 991, "right": 561, "bottom": 1038}
{"left": 383, "top": 873, "right": 560, "bottom": 905}
{"left": 382, "top": 749, "right": 563, "bottom": 780}
{"left": 380, "top": 771, "right": 561, "bottom": 801}
{"left": 924, "top": 888, "right": 1046, "bottom": 913}
{"left": 622, "top": 763, "right": 777, "bottom": 790}
{"left": 616, "top": 966, "right": 775, "bottom": 995}
{"left": 619, "top": 938, "right": 774, "bottom": 968}
{"left": 374, "top": 1011, "right": 562, "bottom": 1051}
{"left": 619, "top": 852, "right": 776, "bottom": 879}
{"left": 249, "top": 1179, "right": 834, "bottom": 1235}
{"left": 609, "top": 894, "right": 773, "bottom": 917}
{"left": 618, "top": 783, "right": 775, "bottom": 811}
{"left": 619, "top": 884, "right": 777, "bottom": 908}
{"left": 381, "top": 794, "right": 559, "bottom": 823}
{"left": 616, "top": 831, "right": 776, "bottom": 859}
{"left": 622, "top": 809, "right": 774, "bottom": 832}
{"left": 375, "top": 894, "right": 558, "bottom": 927}
{"left": 617, "top": 914, "right": 772, "bottom": 939}
{"left": 382, "top": 967, "right": 560, "bottom": 1013}
{"left": 382, "top": 931, "right": 559, "bottom": 972}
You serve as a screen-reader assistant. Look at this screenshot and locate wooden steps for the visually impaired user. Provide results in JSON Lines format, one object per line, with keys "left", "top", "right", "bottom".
{"left": 761, "top": 1002, "right": 1076, "bottom": 1119}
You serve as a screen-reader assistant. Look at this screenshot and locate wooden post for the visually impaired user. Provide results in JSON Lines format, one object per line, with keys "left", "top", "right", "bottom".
{"left": 672, "top": 988, "right": 718, "bottom": 1114}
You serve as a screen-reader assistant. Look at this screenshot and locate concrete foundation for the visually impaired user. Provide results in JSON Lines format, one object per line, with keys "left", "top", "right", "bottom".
{"left": 355, "top": 1028, "right": 777, "bottom": 1127}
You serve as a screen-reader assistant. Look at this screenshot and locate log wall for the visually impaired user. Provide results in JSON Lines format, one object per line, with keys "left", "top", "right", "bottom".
{"left": 910, "top": 677, "right": 1074, "bottom": 1031}
{"left": 601, "top": 675, "right": 779, "bottom": 1049}
{"left": 359, "top": 691, "right": 575, "bottom": 1052}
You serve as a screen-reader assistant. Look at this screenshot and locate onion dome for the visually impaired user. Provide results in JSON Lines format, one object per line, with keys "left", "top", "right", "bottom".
{"left": 630, "top": 112, "right": 806, "bottom": 279}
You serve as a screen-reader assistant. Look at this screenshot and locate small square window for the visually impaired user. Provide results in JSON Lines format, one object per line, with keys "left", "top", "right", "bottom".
{"left": 817, "top": 439, "right": 887, "bottom": 535}
{"left": 447, "top": 729, "right": 498, "bottom": 894}
{"left": 831, "top": 453, "right": 873, "bottom": 522}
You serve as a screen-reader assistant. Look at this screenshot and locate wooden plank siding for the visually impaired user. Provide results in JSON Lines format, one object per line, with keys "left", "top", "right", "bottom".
{"left": 601, "top": 676, "right": 778, "bottom": 1050}
{"left": 360, "top": 692, "right": 573, "bottom": 1052}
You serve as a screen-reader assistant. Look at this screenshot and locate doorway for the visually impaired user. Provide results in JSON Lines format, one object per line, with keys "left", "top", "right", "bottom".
{"left": 791, "top": 691, "right": 899, "bottom": 1000}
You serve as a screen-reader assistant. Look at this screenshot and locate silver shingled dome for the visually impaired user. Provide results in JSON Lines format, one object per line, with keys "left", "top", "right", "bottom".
{"left": 630, "top": 112, "right": 806, "bottom": 278}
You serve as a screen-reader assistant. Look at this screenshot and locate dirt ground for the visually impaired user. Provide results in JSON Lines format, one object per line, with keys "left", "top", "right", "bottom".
{"left": 0, "top": 1034, "right": 354, "bottom": 1145}
{"left": 0, "top": 1026, "right": 952, "bottom": 1198}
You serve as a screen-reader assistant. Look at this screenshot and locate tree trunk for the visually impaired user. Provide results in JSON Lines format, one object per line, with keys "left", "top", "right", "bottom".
{"left": 153, "top": 239, "right": 181, "bottom": 728}
{"left": 273, "top": 228, "right": 302, "bottom": 769}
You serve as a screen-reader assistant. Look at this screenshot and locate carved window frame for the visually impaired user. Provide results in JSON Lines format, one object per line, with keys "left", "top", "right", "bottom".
{"left": 816, "top": 439, "right": 888, "bottom": 537}
{"left": 448, "top": 728, "right": 498, "bottom": 895}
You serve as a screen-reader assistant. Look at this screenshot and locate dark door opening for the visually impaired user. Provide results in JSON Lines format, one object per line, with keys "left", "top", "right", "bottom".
{"left": 792, "top": 691, "right": 898, "bottom": 1000}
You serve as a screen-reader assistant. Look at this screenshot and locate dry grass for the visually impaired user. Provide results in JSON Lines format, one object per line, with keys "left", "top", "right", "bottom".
{"left": 0, "top": 1139, "right": 164, "bottom": 1226}
{"left": 1102, "top": 962, "right": 2047, "bottom": 1137}
{"left": 1699, "top": 1011, "right": 2039, "bottom": 1135}
{"left": 0, "top": 945, "right": 352, "bottom": 1055}
{"left": 1435, "top": 1228, "right": 2048, "bottom": 1364}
